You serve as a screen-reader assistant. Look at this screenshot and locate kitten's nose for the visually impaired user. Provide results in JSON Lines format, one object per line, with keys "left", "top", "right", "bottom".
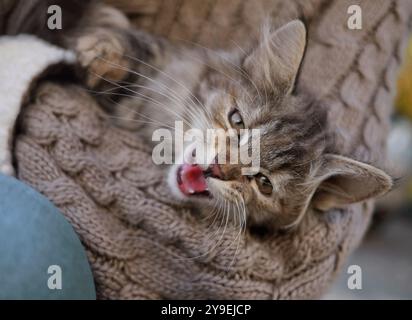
{"left": 203, "top": 162, "right": 223, "bottom": 180}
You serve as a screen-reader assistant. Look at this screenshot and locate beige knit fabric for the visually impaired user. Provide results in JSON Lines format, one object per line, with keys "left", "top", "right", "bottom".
{"left": 13, "top": 0, "right": 412, "bottom": 299}
{"left": 14, "top": 82, "right": 367, "bottom": 299}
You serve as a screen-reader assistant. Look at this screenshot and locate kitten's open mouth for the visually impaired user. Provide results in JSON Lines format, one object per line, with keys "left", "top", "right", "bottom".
{"left": 176, "top": 163, "right": 221, "bottom": 197}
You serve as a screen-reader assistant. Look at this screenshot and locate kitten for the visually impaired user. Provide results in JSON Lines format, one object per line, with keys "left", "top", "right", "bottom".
{"left": 11, "top": 2, "right": 394, "bottom": 231}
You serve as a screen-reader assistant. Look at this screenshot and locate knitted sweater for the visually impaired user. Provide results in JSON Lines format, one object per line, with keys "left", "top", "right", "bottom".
{"left": 15, "top": 81, "right": 367, "bottom": 299}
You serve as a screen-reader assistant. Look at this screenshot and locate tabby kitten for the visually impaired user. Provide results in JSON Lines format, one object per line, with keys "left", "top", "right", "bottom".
{"left": 65, "top": 4, "right": 394, "bottom": 231}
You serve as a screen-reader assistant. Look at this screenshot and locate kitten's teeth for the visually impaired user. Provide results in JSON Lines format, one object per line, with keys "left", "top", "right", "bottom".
{"left": 189, "top": 189, "right": 195, "bottom": 194}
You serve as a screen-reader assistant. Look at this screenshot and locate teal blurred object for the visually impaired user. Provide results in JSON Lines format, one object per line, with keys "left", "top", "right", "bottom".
{"left": 0, "top": 174, "right": 96, "bottom": 299}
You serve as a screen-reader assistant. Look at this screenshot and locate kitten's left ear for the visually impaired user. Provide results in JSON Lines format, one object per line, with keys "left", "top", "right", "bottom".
{"left": 311, "top": 154, "right": 393, "bottom": 211}
{"left": 243, "top": 20, "right": 307, "bottom": 93}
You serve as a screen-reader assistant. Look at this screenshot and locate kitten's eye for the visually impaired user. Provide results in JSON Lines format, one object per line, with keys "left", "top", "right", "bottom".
{"left": 255, "top": 173, "right": 273, "bottom": 196}
{"left": 228, "top": 109, "right": 244, "bottom": 130}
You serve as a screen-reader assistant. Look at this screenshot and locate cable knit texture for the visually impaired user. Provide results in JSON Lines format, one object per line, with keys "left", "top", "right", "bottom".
{"left": 14, "top": 0, "right": 412, "bottom": 299}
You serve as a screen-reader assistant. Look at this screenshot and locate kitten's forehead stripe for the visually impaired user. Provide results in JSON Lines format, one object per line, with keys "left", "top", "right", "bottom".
{"left": 255, "top": 98, "right": 330, "bottom": 172}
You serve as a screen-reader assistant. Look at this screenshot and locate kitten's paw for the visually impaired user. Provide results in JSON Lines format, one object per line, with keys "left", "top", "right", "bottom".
{"left": 76, "top": 30, "right": 130, "bottom": 88}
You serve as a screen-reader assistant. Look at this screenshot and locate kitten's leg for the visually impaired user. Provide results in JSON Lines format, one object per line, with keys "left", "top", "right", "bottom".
{"left": 66, "top": 4, "right": 169, "bottom": 90}
{"left": 62, "top": 4, "right": 174, "bottom": 131}
{"left": 59, "top": 4, "right": 131, "bottom": 89}
{"left": 74, "top": 29, "right": 170, "bottom": 89}
{"left": 83, "top": 28, "right": 172, "bottom": 130}
{"left": 75, "top": 28, "right": 131, "bottom": 88}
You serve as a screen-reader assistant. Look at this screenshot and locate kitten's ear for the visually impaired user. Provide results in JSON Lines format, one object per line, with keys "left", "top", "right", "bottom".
{"left": 311, "top": 154, "right": 393, "bottom": 211}
{"left": 243, "top": 20, "right": 307, "bottom": 93}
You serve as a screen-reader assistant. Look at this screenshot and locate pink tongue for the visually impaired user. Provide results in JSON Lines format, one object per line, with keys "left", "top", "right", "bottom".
{"left": 178, "top": 164, "right": 208, "bottom": 195}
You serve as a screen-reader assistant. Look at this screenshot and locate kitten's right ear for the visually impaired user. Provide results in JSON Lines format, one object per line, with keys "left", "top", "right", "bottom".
{"left": 311, "top": 154, "right": 393, "bottom": 211}
{"left": 243, "top": 20, "right": 307, "bottom": 94}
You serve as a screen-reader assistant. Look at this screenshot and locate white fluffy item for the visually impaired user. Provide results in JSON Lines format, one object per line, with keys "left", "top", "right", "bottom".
{"left": 0, "top": 35, "right": 75, "bottom": 175}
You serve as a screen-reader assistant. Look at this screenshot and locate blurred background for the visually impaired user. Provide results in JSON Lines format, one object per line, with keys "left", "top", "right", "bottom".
{"left": 326, "top": 37, "right": 412, "bottom": 300}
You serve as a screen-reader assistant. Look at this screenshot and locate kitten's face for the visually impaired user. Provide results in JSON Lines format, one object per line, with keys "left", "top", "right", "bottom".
{"left": 168, "top": 21, "right": 392, "bottom": 231}
{"left": 169, "top": 61, "right": 327, "bottom": 229}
